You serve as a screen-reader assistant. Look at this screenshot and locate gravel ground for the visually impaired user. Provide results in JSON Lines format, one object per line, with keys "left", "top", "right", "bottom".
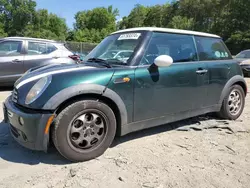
{"left": 0, "top": 79, "right": 250, "bottom": 188}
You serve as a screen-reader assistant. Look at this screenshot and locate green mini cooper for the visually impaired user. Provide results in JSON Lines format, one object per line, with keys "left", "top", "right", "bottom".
{"left": 3, "top": 27, "right": 247, "bottom": 162}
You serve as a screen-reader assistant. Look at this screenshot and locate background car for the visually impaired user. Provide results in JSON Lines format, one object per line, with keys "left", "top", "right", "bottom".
{"left": 234, "top": 49, "right": 250, "bottom": 77}
{"left": 0, "top": 37, "right": 77, "bottom": 86}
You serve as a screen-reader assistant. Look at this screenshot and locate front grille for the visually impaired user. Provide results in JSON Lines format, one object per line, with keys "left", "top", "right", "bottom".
{"left": 12, "top": 87, "right": 18, "bottom": 103}
{"left": 10, "top": 125, "right": 20, "bottom": 138}
{"left": 10, "top": 125, "right": 28, "bottom": 141}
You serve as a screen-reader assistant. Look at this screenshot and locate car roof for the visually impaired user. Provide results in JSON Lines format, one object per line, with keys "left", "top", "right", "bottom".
{"left": 2, "top": 37, "right": 62, "bottom": 43}
{"left": 111, "top": 27, "right": 221, "bottom": 38}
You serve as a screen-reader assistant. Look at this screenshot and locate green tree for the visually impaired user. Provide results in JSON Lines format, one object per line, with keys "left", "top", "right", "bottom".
{"left": 0, "top": 14, "right": 7, "bottom": 37}
{"left": 74, "top": 6, "right": 118, "bottom": 42}
{"left": 168, "top": 16, "right": 194, "bottom": 30}
{"left": 23, "top": 9, "right": 68, "bottom": 41}
{"left": 144, "top": 5, "right": 165, "bottom": 27}
{"left": 75, "top": 6, "right": 118, "bottom": 31}
{"left": 0, "top": 0, "right": 37, "bottom": 36}
{"left": 125, "top": 4, "right": 149, "bottom": 28}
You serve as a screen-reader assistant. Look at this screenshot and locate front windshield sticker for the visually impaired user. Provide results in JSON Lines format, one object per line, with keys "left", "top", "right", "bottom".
{"left": 215, "top": 51, "right": 221, "bottom": 58}
{"left": 118, "top": 33, "right": 141, "bottom": 40}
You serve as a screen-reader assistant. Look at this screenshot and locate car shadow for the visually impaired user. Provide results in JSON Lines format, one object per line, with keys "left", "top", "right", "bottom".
{"left": 0, "top": 121, "right": 70, "bottom": 165}
{"left": 111, "top": 114, "right": 216, "bottom": 148}
{"left": 0, "top": 115, "right": 216, "bottom": 165}
{"left": 0, "top": 86, "right": 13, "bottom": 91}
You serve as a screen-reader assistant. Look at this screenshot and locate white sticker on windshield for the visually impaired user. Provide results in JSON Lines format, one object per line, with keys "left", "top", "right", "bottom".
{"left": 118, "top": 33, "right": 141, "bottom": 40}
{"left": 225, "top": 52, "right": 229, "bottom": 57}
{"left": 215, "top": 51, "right": 221, "bottom": 58}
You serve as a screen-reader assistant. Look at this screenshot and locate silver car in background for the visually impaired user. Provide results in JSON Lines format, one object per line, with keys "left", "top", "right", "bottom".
{"left": 235, "top": 49, "right": 250, "bottom": 77}
{"left": 0, "top": 37, "right": 76, "bottom": 86}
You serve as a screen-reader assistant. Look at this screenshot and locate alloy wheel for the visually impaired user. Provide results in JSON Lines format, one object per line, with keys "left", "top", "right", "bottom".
{"left": 68, "top": 111, "right": 107, "bottom": 150}
{"left": 228, "top": 89, "right": 242, "bottom": 116}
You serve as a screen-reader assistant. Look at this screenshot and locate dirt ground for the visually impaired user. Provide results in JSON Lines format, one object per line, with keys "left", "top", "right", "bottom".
{"left": 0, "top": 80, "right": 250, "bottom": 188}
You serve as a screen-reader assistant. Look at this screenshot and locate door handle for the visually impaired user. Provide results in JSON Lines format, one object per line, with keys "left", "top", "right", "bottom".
{"left": 196, "top": 69, "right": 208, "bottom": 74}
{"left": 12, "top": 59, "right": 22, "bottom": 63}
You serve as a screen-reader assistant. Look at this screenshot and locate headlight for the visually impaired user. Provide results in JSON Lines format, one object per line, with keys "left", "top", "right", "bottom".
{"left": 241, "top": 60, "right": 250, "bottom": 65}
{"left": 25, "top": 76, "right": 51, "bottom": 104}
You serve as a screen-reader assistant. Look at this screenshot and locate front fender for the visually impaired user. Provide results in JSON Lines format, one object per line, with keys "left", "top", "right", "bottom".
{"left": 43, "top": 84, "right": 105, "bottom": 109}
{"left": 219, "top": 75, "right": 247, "bottom": 104}
{"left": 43, "top": 83, "right": 128, "bottom": 126}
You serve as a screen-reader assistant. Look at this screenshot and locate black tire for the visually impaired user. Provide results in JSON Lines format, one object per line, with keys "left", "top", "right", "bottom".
{"left": 218, "top": 85, "right": 245, "bottom": 120}
{"left": 52, "top": 100, "right": 116, "bottom": 162}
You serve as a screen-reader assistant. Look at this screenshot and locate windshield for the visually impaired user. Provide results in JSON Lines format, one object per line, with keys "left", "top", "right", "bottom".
{"left": 236, "top": 50, "right": 250, "bottom": 58}
{"left": 84, "top": 32, "right": 144, "bottom": 65}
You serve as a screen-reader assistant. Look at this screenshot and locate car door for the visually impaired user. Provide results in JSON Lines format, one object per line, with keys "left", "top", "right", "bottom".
{"left": 134, "top": 32, "right": 209, "bottom": 122}
{"left": 194, "top": 36, "right": 233, "bottom": 106}
{"left": 23, "top": 41, "right": 59, "bottom": 71}
{"left": 0, "top": 40, "right": 24, "bottom": 84}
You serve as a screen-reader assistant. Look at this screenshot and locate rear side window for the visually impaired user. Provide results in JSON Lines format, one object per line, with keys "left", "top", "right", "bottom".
{"left": 27, "top": 42, "right": 57, "bottom": 55}
{"left": 195, "top": 36, "right": 232, "bottom": 61}
{"left": 0, "top": 40, "right": 22, "bottom": 56}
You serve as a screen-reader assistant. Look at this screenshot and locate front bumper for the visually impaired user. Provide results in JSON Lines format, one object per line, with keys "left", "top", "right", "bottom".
{"left": 240, "top": 65, "right": 250, "bottom": 76}
{"left": 3, "top": 96, "right": 53, "bottom": 151}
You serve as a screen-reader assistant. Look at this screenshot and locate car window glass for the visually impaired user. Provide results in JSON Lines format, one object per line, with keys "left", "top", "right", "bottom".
{"left": 46, "top": 43, "right": 57, "bottom": 54}
{"left": 236, "top": 51, "right": 250, "bottom": 58}
{"left": 246, "top": 52, "right": 250, "bottom": 58}
{"left": 0, "top": 41, "right": 22, "bottom": 56}
{"left": 195, "top": 36, "right": 232, "bottom": 60}
{"left": 140, "top": 32, "right": 197, "bottom": 65}
{"left": 27, "top": 42, "right": 57, "bottom": 55}
{"left": 98, "top": 39, "right": 138, "bottom": 63}
{"left": 85, "top": 32, "right": 144, "bottom": 64}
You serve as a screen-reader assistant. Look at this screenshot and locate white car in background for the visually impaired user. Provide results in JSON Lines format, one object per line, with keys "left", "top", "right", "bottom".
{"left": 235, "top": 49, "right": 250, "bottom": 77}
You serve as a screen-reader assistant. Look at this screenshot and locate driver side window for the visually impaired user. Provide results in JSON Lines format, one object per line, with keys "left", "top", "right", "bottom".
{"left": 140, "top": 32, "right": 198, "bottom": 65}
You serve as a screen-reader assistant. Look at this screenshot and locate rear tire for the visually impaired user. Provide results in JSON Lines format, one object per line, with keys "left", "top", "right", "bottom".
{"left": 218, "top": 85, "right": 245, "bottom": 120}
{"left": 52, "top": 100, "right": 116, "bottom": 162}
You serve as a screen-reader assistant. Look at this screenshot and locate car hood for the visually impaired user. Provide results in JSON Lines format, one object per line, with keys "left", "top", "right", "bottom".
{"left": 14, "top": 63, "right": 111, "bottom": 89}
{"left": 14, "top": 62, "right": 117, "bottom": 109}
{"left": 235, "top": 58, "right": 250, "bottom": 65}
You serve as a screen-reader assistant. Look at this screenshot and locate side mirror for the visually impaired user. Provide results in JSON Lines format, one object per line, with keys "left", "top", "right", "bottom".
{"left": 154, "top": 55, "right": 173, "bottom": 67}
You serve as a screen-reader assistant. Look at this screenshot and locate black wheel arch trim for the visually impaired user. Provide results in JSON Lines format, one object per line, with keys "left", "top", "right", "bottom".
{"left": 43, "top": 83, "right": 128, "bottom": 126}
{"left": 219, "top": 75, "right": 247, "bottom": 104}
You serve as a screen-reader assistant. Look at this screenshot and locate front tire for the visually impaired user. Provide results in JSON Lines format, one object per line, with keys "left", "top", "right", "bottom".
{"left": 52, "top": 100, "right": 116, "bottom": 162}
{"left": 218, "top": 85, "right": 245, "bottom": 120}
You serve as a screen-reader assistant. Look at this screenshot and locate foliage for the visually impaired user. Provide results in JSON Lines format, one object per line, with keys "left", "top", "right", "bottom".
{"left": 118, "top": 0, "right": 250, "bottom": 54}
{"left": 72, "top": 5, "right": 118, "bottom": 43}
{"left": 0, "top": 0, "right": 67, "bottom": 40}
{"left": 0, "top": 0, "right": 249, "bottom": 54}
{"left": 169, "top": 16, "right": 194, "bottom": 30}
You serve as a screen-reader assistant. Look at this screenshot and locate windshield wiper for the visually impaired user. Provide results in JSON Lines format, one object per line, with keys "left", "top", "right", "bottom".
{"left": 87, "top": 58, "right": 112, "bottom": 68}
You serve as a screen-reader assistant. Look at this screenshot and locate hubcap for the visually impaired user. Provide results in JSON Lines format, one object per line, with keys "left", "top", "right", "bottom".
{"left": 69, "top": 112, "right": 106, "bottom": 150}
{"left": 228, "top": 89, "right": 242, "bottom": 115}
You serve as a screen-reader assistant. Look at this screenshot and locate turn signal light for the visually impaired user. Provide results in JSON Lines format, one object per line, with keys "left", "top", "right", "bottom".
{"left": 44, "top": 115, "right": 55, "bottom": 134}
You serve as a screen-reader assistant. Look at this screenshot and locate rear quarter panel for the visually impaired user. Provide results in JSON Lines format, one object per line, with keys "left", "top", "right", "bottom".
{"left": 206, "top": 59, "right": 243, "bottom": 106}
